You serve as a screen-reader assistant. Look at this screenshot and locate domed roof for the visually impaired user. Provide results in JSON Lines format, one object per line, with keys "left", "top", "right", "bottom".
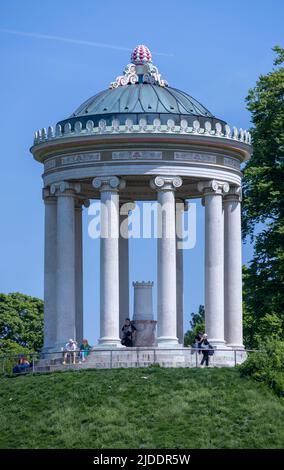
{"left": 71, "top": 84, "right": 214, "bottom": 118}
{"left": 57, "top": 45, "right": 225, "bottom": 129}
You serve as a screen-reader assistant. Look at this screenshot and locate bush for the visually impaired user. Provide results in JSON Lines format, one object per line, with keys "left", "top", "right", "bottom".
{"left": 239, "top": 339, "right": 284, "bottom": 396}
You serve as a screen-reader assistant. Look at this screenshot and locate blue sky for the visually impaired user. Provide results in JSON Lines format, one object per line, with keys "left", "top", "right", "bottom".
{"left": 0, "top": 0, "right": 283, "bottom": 344}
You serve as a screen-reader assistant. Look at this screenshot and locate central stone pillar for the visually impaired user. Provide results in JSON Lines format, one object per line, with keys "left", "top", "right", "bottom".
{"left": 93, "top": 176, "right": 126, "bottom": 347}
{"left": 224, "top": 186, "right": 244, "bottom": 348}
{"left": 151, "top": 176, "right": 183, "bottom": 347}
{"left": 50, "top": 181, "right": 81, "bottom": 348}
{"left": 198, "top": 179, "right": 229, "bottom": 347}
{"left": 132, "top": 281, "right": 157, "bottom": 346}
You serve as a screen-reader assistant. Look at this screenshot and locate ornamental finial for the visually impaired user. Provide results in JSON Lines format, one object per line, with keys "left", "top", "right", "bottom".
{"left": 130, "top": 45, "right": 152, "bottom": 64}
{"left": 109, "top": 44, "right": 168, "bottom": 89}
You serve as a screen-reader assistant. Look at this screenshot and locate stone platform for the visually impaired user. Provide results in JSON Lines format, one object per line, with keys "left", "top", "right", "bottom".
{"left": 33, "top": 347, "right": 247, "bottom": 373}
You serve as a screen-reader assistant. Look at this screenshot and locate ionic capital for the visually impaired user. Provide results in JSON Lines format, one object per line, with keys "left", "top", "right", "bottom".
{"left": 223, "top": 185, "right": 242, "bottom": 202}
{"left": 150, "top": 176, "right": 183, "bottom": 191}
{"left": 197, "top": 179, "right": 230, "bottom": 196}
{"left": 50, "top": 181, "right": 81, "bottom": 196}
{"left": 42, "top": 187, "right": 56, "bottom": 203}
{"left": 92, "top": 176, "right": 126, "bottom": 192}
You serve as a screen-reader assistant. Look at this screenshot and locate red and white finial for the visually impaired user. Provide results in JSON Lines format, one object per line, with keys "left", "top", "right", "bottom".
{"left": 131, "top": 45, "right": 152, "bottom": 64}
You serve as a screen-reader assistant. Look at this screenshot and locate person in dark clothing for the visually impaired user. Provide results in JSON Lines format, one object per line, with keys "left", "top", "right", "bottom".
{"left": 121, "top": 318, "right": 137, "bottom": 347}
{"left": 196, "top": 332, "right": 204, "bottom": 354}
{"left": 200, "top": 334, "right": 213, "bottom": 366}
{"left": 13, "top": 356, "right": 31, "bottom": 374}
{"left": 191, "top": 337, "right": 200, "bottom": 353}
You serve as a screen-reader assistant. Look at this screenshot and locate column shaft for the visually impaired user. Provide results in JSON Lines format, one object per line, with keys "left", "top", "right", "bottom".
{"left": 56, "top": 192, "right": 76, "bottom": 345}
{"left": 224, "top": 190, "right": 243, "bottom": 348}
{"left": 119, "top": 212, "right": 129, "bottom": 336}
{"left": 176, "top": 203, "right": 184, "bottom": 345}
{"left": 93, "top": 176, "right": 125, "bottom": 347}
{"left": 75, "top": 205, "right": 83, "bottom": 344}
{"left": 205, "top": 193, "right": 224, "bottom": 345}
{"left": 43, "top": 197, "right": 57, "bottom": 350}
{"left": 198, "top": 180, "right": 229, "bottom": 347}
{"left": 151, "top": 176, "right": 182, "bottom": 346}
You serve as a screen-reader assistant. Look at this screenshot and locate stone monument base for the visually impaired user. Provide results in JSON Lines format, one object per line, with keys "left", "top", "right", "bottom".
{"left": 132, "top": 320, "right": 157, "bottom": 347}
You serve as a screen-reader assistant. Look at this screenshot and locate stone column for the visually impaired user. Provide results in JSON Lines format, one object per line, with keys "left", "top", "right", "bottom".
{"left": 50, "top": 181, "right": 81, "bottom": 348}
{"left": 119, "top": 201, "right": 135, "bottom": 336}
{"left": 43, "top": 188, "right": 57, "bottom": 351}
{"left": 93, "top": 176, "right": 126, "bottom": 347}
{"left": 224, "top": 186, "right": 244, "bottom": 348}
{"left": 198, "top": 180, "right": 229, "bottom": 347}
{"left": 151, "top": 176, "right": 183, "bottom": 347}
{"left": 176, "top": 200, "right": 187, "bottom": 345}
{"left": 74, "top": 199, "right": 89, "bottom": 345}
{"left": 75, "top": 202, "right": 83, "bottom": 345}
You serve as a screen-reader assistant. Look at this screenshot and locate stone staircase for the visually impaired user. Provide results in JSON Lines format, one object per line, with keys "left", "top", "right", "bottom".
{"left": 31, "top": 347, "right": 247, "bottom": 373}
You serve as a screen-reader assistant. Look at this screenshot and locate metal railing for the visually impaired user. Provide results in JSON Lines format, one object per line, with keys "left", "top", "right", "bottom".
{"left": 0, "top": 347, "right": 257, "bottom": 377}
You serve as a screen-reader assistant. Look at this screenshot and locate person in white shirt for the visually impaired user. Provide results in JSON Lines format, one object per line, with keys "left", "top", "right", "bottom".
{"left": 63, "top": 339, "right": 78, "bottom": 365}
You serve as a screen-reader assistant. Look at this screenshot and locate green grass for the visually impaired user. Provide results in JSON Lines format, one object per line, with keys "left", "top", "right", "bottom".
{"left": 0, "top": 367, "right": 284, "bottom": 449}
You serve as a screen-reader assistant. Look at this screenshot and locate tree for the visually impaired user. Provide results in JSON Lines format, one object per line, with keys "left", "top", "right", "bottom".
{"left": 242, "top": 46, "right": 284, "bottom": 348}
{"left": 184, "top": 305, "right": 205, "bottom": 347}
{"left": 0, "top": 293, "right": 44, "bottom": 354}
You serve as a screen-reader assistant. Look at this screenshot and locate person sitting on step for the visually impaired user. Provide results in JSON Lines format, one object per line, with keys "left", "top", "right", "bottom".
{"left": 79, "top": 339, "right": 92, "bottom": 363}
{"left": 63, "top": 339, "right": 78, "bottom": 365}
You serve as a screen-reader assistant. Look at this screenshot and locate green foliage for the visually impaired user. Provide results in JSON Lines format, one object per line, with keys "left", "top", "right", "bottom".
{"left": 1, "top": 368, "right": 284, "bottom": 449}
{"left": 240, "top": 339, "right": 284, "bottom": 396}
{"left": 0, "top": 293, "right": 44, "bottom": 353}
{"left": 242, "top": 46, "right": 284, "bottom": 348}
{"left": 184, "top": 305, "right": 205, "bottom": 347}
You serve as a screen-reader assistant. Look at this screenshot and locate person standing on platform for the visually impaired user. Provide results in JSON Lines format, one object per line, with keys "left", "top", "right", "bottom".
{"left": 121, "top": 318, "right": 137, "bottom": 347}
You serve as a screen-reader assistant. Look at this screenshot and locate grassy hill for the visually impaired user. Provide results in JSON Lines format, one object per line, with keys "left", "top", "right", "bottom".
{"left": 0, "top": 367, "right": 284, "bottom": 449}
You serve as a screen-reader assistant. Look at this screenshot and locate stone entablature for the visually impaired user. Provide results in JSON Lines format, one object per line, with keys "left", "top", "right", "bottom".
{"left": 42, "top": 149, "right": 242, "bottom": 175}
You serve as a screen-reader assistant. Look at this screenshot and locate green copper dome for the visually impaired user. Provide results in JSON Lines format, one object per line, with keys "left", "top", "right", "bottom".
{"left": 70, "top": 84, "right": 214, "bottom": 118}
{"left": 57, "top": 44, "right": 226, "bottom": 131}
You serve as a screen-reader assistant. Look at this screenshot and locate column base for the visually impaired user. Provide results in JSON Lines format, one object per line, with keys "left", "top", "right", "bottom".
{"left": 42, "top": 343, "right": 67, "bottom": 353}
{"left": 207, "top": 340, "right": 227, "bottom": 350}
{"left": 97, "top": 337, "right": 123, "bottom": 348}
{"left": 226, "top": 343, "right": 245, "bottom": 350}
{"left": 41, "top": 344, "right": 66, "bottom": 360}
{"left": 157, "top": 336, "right": 180, "bottom": 348}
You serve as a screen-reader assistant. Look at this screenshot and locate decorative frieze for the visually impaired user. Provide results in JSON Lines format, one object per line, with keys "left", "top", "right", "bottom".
{"left": 174, "top": 152, "right": 216, "bottom": 163}
{"left": 112, "top": 151, "right": 162, "bottom": 160}
{"left": 44, "top": 153, "right": 101, "bottom": 172}
{"left": 223, "top": 157, "right": 240, "bottom": 169}
{"left": 61, "top": 153, "right": 101, "bottom": 165}
{"left": 43, "top": 150, "right": 242, "bottom": 172}
{"left": 44, "top": 159, "right": 56, "bottom": 170}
